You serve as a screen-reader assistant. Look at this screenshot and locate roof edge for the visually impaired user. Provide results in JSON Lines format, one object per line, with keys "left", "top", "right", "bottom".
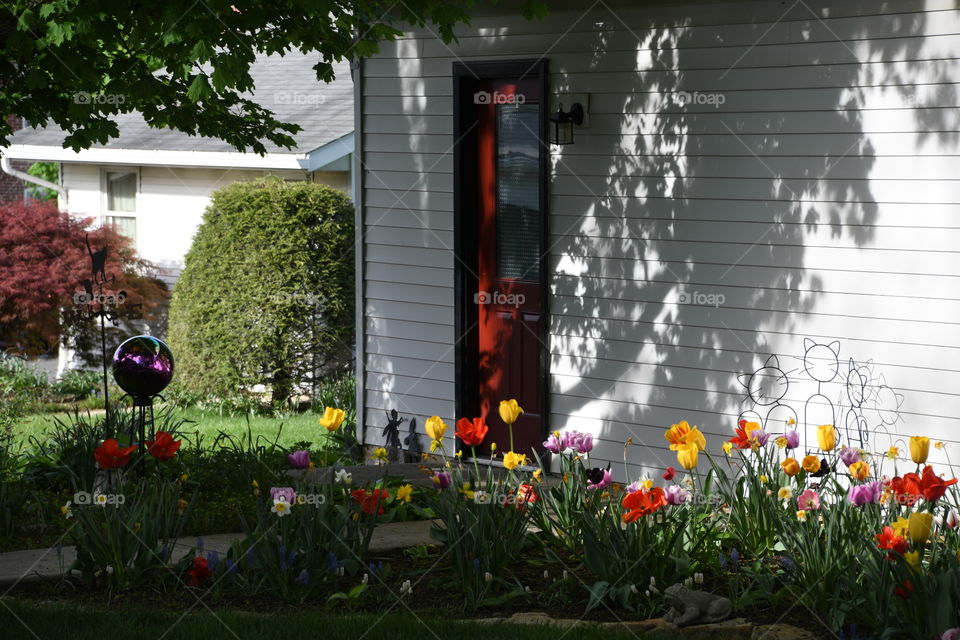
{"left": 3, "top": 144, "right": 309, "bottom": 170}
{"left": 300, "top": 132, "right": 354, "bottom": 172}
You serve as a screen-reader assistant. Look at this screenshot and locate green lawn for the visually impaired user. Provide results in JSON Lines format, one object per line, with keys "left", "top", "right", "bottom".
{"left": 15, "top": 406, "right": 330, "bottom": 449}
{"left": 0, "top": 601, "right": 665, "bottom": 640}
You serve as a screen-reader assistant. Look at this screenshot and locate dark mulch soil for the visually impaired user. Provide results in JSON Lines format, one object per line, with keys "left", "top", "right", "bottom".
{"left": 4, "top": 545, "right": 832, "bottom": 637}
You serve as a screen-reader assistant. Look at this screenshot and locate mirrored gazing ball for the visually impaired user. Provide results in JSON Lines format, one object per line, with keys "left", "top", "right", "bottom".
{"left": 111, "top": 335, "right": 174, "bottom": 398}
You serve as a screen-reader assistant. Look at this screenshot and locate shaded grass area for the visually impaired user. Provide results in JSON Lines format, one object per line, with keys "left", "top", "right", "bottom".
{"left": 15, "top": 406, "right": 329, "bottom": 449}
{"left": 0, "top": 600, "right": 667, "bottom": 640}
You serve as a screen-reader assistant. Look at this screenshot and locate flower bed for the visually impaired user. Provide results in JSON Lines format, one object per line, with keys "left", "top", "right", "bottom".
{"left": 5, "top": 399, "right": 959, "bottom": 639}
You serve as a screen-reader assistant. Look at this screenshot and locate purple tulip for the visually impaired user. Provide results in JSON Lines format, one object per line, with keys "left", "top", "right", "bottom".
{"left": 270, "top": 486, "right": 296, "bottom": 504}
{"left": 288, "top": 450, "right": 311, "bottom": 469}
{"left": 782, "top": 431, "right": 799, "bottom": 449}
{"left": 586, "top": 467, "right": 612, "bottom": 491}
{"left": 839, "top": 446, "right": 860, "bottom": 467}
{"left": 432, "top": 471, "right": 452, "bottom": 489}
{"left": 664, "top": 484, "right": 688, "bottom": 505}
{"left": 543, "top": 430, "right": 594, "bottom": 454}
{"left": 568, "top": 431, "right": 594, "bottom": 454}
{"left": 543, "top": 434, "right": 562, "bottom": 454}
{"left": 752, "top": 428, "right": 770, "bottom": 447}
{"left": 848, "top": 481, "right": 882, "bottom": 507}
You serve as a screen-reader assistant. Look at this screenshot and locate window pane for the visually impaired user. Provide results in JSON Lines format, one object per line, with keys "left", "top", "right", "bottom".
{"left": 496, "top": 104, "right": 540, "bottom": 281}
{"left": 106, "top": 172, "right": 137, "bottom": 212}
{"left": 106, "top": 215, "right": 137, "bottom": 243}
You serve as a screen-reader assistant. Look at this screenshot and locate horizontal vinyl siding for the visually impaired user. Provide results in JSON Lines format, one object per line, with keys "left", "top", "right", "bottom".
{"left": 360, "top": 0, "right": 960, "bottom": 476}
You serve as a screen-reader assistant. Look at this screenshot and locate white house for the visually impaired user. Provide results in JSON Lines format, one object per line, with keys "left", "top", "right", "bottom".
{"left": 4, "top": 53, "right": 354, "bottom": 287}
{"left": 352, "top": 0, "right": 960, "bottom": 478}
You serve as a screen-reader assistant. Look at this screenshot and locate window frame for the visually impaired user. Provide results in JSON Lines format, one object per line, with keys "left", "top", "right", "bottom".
{"left": 100, "top": 166, "right": 140, "bottom": 246}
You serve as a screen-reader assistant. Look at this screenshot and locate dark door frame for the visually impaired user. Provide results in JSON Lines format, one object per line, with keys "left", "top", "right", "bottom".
{"left": 451, "top": 59, "right": 550, "bottom": 444}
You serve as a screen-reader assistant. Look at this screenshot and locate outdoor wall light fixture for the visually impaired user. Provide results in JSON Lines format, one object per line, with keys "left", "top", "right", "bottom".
{"left": 550, "top": 102, "right": 584, "bottom": 145}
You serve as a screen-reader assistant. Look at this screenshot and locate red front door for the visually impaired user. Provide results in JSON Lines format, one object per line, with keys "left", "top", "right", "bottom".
{"left": 473, "top": 78, "right": 544, "bottom": 458}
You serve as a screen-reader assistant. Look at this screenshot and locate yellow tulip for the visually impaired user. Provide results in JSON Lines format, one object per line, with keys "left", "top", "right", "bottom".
{"left": 909, "top": 436, "right": 930, "bottom": 464}
{"left": 781, "top": 458, "right": 800, "bottom": 476}
{"left": 319, "top": 407, "right": 346, "bottom": 431}
{"left": 816, "top": 425, "right": 837, "bottom": 452}
{"left": 684, "top": 427, "right": 707, "bottom": 451}
{"left": 498, "top": 399, "right": 524, "bottom": 425}
{"left": 908, "top": 512, "right": 933, "bottom": 544}
{"left": 848, "top": 460, "right": 870, "bottom": 482}
{"left": 668, "top": 422, "right": 707, "bottom": 452}
{"left": 503, "top": 451, "right": 527, "bottom": 470}
{"left": 425, "top": 416, "right": 448, "bottom": 441}
{"left": 904, "top": 551, "right": 920, "bottom": 571}
{"left": 676, "top": 442, "right": 699, "bottom": 470}
{"left": 801, "top": 455, "right": 821, "bottom": 474}
{"left": 664, "top": 421, "right": 691, "bottom": 450}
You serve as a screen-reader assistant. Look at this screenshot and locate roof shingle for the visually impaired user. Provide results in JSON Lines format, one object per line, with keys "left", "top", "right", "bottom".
{"left": 10, "top": 53, "right": 353, "bottom": 155}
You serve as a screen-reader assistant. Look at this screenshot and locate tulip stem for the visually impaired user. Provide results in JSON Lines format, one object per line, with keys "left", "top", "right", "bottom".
{"left": 508, "top": 424, "right": 514, "bottom": 453}
{"left": 471, "top": 445, "right": 480, "bottom": 480}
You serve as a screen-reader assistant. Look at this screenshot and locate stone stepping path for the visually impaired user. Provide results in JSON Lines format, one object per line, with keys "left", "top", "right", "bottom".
{"left": 0, "top": 519, "right": 435, "bottom": 587}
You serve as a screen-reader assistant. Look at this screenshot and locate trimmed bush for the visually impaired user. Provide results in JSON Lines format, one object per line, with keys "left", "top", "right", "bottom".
{"left": 168, "top": 177, "right": 354, "bottom": 406}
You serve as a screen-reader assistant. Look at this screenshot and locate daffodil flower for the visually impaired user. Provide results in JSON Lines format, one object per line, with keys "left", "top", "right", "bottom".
{"left": 271, "top": 499, "right": 292, "bottom": 517}
{"left": 396, "top": 484, "right": 414, "bottom": 503}
{"left": 503, "top": 451, "right": 526, "bottom": 470}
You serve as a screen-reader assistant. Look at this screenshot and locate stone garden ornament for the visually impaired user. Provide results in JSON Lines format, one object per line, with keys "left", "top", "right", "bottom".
{"left": 663, "top": 583, "right": 733, "bottom": 626}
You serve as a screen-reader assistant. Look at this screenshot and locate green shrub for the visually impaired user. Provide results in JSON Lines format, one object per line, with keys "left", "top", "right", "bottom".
{"left": 51, "top": 369, "right": 101, "bottom": 399}
{"left": 0, "top": 353, "right": 47, "bottom": 422}
{"left": 168, "top": 177, "right": 354, "bottom": 408}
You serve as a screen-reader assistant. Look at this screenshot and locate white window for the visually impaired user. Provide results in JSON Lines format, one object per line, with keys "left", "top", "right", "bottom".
{"left": 103, "top": 169, "right": 138, "bottom": 245}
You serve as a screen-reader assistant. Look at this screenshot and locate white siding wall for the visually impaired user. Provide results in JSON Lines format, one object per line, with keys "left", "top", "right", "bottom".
{"left": 360, "top": 0, "right": 960, "bottom": 477}
{"left": 63, "top": 164, "right": 348, "bottom": 285}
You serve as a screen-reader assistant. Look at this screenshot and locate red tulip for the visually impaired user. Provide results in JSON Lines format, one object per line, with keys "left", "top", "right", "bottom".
{"left": 95, "top": 439, "right": 138, "bottom": 469}
{"left": 186, "top": 556, "right": 211, "bottom": 586}
{"left": 663, "top": 466, "right": 676, "bottom": 481}
{"left": 728, "top": 420, "right": 754, "bottom": 450}
{"left": 919, "top": 465, "right": 958, "bottom": 502}
{"left": 455, "top": 417, "right": 488, "bottom": 446}
{"left": 874, "top": 526, "right": 908, "bottom": 558}
{"left": 351, "top": 488, "right": 390, "bottom": 515}
{"left": 621, "top": 487, "right": 667, "bottom": 523}
{"left": 887, "top": 465, "right": 958, "bottom": 506}
{"left": 893, "top": 579, "right": 914, "bottom": 600}
{"left": 146, "top": 431, "right": 182, "bottom": 461}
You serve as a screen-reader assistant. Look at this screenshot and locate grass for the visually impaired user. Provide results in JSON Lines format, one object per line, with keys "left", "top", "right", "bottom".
{"left": 14, "top": 406, "right": 330, "bottom": 449}
{"left": 0, "top": 600, "right": 668, "bottom": 640}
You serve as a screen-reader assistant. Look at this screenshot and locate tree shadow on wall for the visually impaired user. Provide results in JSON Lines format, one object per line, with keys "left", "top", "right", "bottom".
{"left": 541, "top": 2, "right": 954, "bottom": 471}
